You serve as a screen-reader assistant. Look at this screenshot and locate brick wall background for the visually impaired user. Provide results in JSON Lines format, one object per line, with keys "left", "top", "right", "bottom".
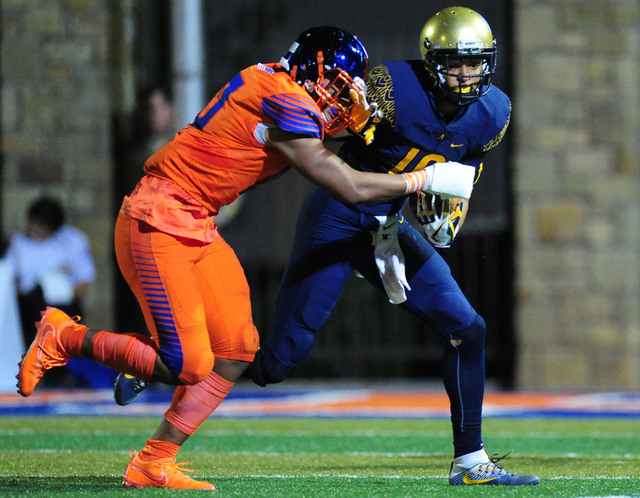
{"left": 1, "top": 0, "right": 639, "bottom": 389}
{"left": 513, "top": 0, "right": 640, "bottom": 389}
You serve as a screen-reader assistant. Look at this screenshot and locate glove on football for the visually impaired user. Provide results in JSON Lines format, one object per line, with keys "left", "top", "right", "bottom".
{"left": 414, "top": 192, "right": 464, "bottom": 248}
{"left": 348, "top": 77, "right": 382, "bottom": 145}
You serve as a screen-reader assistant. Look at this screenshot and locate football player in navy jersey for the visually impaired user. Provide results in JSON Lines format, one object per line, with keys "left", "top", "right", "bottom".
{"left": 249, "top": 6, "right": 541, "bottom": 486}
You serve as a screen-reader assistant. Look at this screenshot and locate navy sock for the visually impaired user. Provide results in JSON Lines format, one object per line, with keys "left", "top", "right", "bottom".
{"left": 441, "top": 314, "right": 486, "bottom": 457}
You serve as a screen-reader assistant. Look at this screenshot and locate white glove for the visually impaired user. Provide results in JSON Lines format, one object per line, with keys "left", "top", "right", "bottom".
{"left": 414, "top": 192, "right": 464, "bottom": 248}
{"left": 372, "top": 215, "right": 411, "bottom": 304}
{"left": 404, "top": 161, "right": 475, "bottom": 199}
{"left": 425, "top": 162, "right": 475, "bottom": 199}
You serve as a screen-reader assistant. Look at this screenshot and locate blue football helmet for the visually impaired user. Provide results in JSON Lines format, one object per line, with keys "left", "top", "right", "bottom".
{"left": 280, "top": 26, "right": 369, "bottom": 135}
{"left": 420, "top": 7, "right": 497, "bottom": 106}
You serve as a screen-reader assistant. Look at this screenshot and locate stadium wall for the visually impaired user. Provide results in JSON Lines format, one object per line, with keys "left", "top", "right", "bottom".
{"left": 512, "top": 0, "right": 640, "bottom": 390}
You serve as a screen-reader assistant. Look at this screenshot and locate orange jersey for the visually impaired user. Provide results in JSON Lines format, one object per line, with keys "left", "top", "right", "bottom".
{"left": 121, "top": 63, "right": 325, "bottom": 242}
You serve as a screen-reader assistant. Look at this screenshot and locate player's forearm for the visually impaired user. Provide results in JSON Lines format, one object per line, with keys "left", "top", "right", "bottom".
{"left": 291, "top": 147, "right": 408, "bottom": 205}
{"left": 272, "top": 133, "right": 475, "bottom": 204}
{"left": 331, "top": 170, "right": 409, "bottom": 205}
{"left": 309, "top": 159, "right": 478, "bottom": 206}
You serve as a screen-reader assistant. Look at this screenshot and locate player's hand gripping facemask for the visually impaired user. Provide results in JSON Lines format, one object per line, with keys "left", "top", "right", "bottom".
{"left": 347, "top": 77, "right": 383, "bottom": 145}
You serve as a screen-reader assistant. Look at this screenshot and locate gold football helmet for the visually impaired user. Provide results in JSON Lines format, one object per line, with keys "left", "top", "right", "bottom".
{"left": 420, "top": 6, "right": 497, "bottom": 105}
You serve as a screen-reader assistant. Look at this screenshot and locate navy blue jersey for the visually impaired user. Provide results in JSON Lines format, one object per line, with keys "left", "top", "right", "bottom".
{"left": 340, "top": 60, "right": 511, "bottom": 216}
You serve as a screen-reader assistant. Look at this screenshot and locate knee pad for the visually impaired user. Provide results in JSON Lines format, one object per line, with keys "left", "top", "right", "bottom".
{"left": 175, "top": 350, "right": 215, "bottom": 385}
{"left": 262, "top": 318, "right": 318, "bottom": 370}
{"left": 428, "top": 289, "right": 479, "bottom": 334}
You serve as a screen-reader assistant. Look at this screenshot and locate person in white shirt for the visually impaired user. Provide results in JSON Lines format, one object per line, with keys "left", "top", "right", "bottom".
{"left": 5, "top": 196, "right": 111, "bottom": 387}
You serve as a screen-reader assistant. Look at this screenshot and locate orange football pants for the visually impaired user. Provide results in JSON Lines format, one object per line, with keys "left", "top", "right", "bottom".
{"left": 114, "top": 212, "right": 259, "bottom": 385}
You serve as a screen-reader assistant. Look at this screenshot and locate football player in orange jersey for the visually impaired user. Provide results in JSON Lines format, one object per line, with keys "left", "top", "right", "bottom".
{"left": 16, "top": 26, "right": 475, "bottom": 490}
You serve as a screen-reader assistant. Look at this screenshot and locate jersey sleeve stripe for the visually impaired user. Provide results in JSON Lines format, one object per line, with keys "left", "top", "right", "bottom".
{"left": 262, "top": 93, "right": 324, "bottom": 138}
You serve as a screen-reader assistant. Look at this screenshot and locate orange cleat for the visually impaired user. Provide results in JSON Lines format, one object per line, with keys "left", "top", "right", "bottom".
{"left": 16, "top": 307, "right": 77, "bottom": 397}
{"left": 122, "top": 450, "right": 216, "bottom": 490}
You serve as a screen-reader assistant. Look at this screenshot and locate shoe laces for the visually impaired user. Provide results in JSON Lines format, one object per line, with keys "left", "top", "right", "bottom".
{"left": 132, "top": 450, "right": 202, "bottom": 476}
{"left": 155, "top": 460, "right": 205, "bottom": 484}
{"left": 20, "top": 341, "right": 67, "bottom": 371}
{"left": 169, "top": 461, "right": 200, "bottom": 475}
{"left": 36, "top": 346, "right": 65, "bottom": 369}
{"left": 476, "top": 452, "right": 513, "bottom": 476}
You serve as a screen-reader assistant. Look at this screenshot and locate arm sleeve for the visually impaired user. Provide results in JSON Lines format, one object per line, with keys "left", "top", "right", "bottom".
{"left": 366, "top": 65, "right": 395, "bottom": 126}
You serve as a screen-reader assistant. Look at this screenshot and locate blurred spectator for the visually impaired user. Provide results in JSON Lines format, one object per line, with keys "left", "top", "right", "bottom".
{"left": 118, "top": 84, "right": 175, "bottom": 199}
{"left": 114, "top": 85, "right": 175, "bottom": 333}
{"left": 5, "top": 196, "right": 114, "bottom": 388}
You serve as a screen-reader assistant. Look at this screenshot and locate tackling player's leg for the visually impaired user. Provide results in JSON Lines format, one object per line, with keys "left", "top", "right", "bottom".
{"left": 16, "top": 305, "right": 163, "bottom": 397}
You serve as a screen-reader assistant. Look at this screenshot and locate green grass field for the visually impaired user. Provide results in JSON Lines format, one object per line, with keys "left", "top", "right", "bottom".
{"left": 0, "top": 416, "right": 639, "bottom": 496}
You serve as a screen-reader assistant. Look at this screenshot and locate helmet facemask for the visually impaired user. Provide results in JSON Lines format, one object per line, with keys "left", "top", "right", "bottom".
{"left": 420, "top": 7, "right": 498, "bottom": 106}
{"left": 305, "top": 60, "right": 363, "bottom": 135}
{"left": 427, "top": 50, "right": 496, "bottom": 106}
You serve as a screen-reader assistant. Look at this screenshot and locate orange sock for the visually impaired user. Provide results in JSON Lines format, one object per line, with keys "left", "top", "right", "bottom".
{"left": 138, "top": 438, "right": 180, "bottom": 461}
{"left": 91, "top": 331, "right": 158, "bottom": 380}
{"left": 164, "top": 371, "right": 234, "bottom": 436}
{"left": 58, "top": 323, "right": 89, "bottom": 357}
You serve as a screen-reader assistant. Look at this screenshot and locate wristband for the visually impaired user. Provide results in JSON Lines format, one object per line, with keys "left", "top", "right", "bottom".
{"left": 403, "top": 169, "right": 429, "bottom": 194}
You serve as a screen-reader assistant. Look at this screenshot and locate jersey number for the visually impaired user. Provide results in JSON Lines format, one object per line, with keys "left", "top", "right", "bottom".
{"left": 193, "top": 73, "right": 245, "bottom": 129}
{"left": 389, "top": 149, "right": 445, "bottom": 174}
{"left": 391, "top": 148, "right": 483, "bottom": 184}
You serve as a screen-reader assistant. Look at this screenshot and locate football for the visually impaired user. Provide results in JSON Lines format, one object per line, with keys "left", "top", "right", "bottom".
{"left": 407, "top": 192, "right": 466, "bottom": 248}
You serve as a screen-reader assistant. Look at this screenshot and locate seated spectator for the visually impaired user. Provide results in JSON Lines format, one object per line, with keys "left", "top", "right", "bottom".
{"left": 5, "top": 196, "right": 115, "bottom": 388}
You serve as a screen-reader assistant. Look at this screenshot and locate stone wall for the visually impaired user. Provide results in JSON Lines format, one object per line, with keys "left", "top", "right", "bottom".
{"left": 513, "top": 0, "right": 640, "bottom": 389}
{"left": 1, "top": 0, "right": 117, "bottom": 330}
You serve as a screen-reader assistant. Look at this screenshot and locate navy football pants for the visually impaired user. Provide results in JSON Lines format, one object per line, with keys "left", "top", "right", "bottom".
{"left": 253, "top": 188, "right": 486, "bottom": 456}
